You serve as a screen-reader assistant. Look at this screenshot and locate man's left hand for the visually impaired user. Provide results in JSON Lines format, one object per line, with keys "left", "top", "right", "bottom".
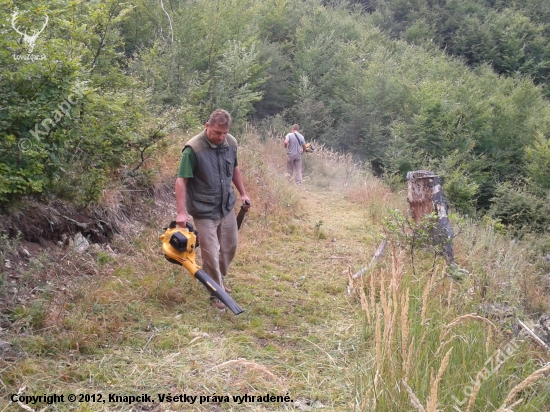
{"left": 241, "top": 196, "right": 251, "bottom": 210}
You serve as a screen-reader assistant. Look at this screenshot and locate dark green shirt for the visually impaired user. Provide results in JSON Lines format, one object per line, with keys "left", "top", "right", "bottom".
{"left": 177, "top": 146, "right": 238, "bottom": 178}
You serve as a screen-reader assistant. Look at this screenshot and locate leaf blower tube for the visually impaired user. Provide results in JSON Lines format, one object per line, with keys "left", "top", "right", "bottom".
{"left": 160, "top": 221, "right": 244, "bottom": 315}
{"left": 194, "top": 269, "right": 244, "bottom": 315}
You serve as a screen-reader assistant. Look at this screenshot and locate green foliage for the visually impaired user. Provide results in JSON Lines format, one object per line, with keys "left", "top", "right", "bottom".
{"left": 128, "top": 0, "right": 269, "bottom": 123}
{"left": 0, "top": 0, "right": 179, "bottom": 206}
{"left": 488, "top": 182, "right": 550, "bottom": 235}
{"left": 428, "top": 151, "right": 480, "bottom": 216}
{"left": 525, "top": 131, "right": 550, "bottom": 192}
{"left": 367, "top": 0, "right": 550, "bottom": 95}
{"left": 286, "top": 74, "right": 333, "bottom": 141}
{"left": 11, "top": 302, "right": 47, "bottom": 330}
{"left": 403, "top": 18, "right": 436, "bottom": 46}
{"left": 3, "top": 0, "right": 550, "bottom": 234}
{"left": 207, "top": 40, "right": 267, "bottom": 126}
{"left": 383, "top": 208, "right": 440, "bottom": 272}
{"left": 0, "top": 136, "right": 45, "bottom": 202}
{"left": 481, "top": 215, "right": 507, "bottom": 235}
{"left": 269, "top": 0, "right": 550, "bottom": 224}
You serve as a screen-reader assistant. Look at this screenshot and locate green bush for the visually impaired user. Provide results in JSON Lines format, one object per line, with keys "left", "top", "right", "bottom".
{"left": 488, "top": 182, "right": 550, "bottom": 235}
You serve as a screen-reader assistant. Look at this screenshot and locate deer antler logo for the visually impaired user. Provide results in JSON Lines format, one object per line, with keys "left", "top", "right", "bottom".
{"left": 11, "top": 11, "right": 49, "bottom": 54}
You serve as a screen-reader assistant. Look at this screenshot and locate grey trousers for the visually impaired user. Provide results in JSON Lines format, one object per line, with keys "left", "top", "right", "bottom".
{"left": 193, "top": 212, "right": 238, "bottom": 297}
{"left": 287, "top": 153, "right": 303, "bottom": 183}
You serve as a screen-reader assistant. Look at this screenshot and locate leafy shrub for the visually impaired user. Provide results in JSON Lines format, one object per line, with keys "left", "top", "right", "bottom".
{"left": 488, "top": 182, "right": 550, "bottom": 235}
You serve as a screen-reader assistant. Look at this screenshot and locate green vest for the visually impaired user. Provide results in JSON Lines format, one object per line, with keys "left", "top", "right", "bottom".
{"left": 184, "top": 130, "right": 237, "bottom": 219}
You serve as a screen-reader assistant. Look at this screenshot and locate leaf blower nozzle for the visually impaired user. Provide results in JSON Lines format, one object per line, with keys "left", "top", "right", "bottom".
{"left": 194, "top": 269, "right": 244, "bottom": 315}
{"left": 159, "top": 221, "right": 245, "bottom": 315}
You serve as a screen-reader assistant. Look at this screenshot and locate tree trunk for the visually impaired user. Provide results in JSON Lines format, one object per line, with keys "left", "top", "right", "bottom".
{"left": 407, "top": 170, "right": 454, "bottom": 264}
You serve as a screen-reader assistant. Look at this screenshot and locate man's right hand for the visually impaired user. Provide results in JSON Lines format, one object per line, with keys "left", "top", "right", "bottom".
{"left": 176, "top": 212, "right": 191, "bottom": 227}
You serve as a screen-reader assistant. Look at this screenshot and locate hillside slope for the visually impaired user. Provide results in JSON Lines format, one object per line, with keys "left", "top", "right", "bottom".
{"left": 0, "top": 137, "right": 387, "bottom": 411}
{"left": 1, "top": 133, "right": 549, "bottom": 411}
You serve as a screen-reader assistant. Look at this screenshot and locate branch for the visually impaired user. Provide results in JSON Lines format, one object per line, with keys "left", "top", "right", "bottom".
{"left": 131, "top": 121, "right": 170, "bottom": 171}
{"left": 352, "top": 239, "right": 387, "bottom": 279}
{"left": 90, "top": 0, "right": 121, "bottom": 72}
{"left": 517, "top": 318, "right": 550, "bottom": 351}
{"left": 159, "top": 0, "right": 174, "bottom": 43}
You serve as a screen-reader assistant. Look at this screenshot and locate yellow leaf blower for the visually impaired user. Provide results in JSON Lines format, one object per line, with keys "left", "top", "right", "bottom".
{"left": 160, "top": 221, "right": 244, "bottom": 315}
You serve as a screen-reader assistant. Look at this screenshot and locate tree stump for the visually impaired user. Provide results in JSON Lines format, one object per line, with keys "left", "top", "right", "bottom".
{"left": 407, "top": 170, "right": 455, "bottom": 264}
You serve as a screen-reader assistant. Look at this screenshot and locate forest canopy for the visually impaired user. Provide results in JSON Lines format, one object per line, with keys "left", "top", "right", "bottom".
{"left": 1, "top": 0, "right": 550, "bottom": 234}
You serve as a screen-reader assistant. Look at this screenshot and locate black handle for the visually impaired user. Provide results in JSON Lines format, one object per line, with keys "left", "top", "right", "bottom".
{"left": 166, "top": 221, "right": 195, "bottom": 231}
{"left": 239, "top": 200, "right": 251, "bottom": 213}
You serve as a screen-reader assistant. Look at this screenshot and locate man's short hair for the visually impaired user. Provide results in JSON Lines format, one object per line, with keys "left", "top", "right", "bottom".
{"left": 292, "top": 124, "right": 299, "bottom": 131}
{"left": 208, "top": 109, "right": 232, "bottom": 128}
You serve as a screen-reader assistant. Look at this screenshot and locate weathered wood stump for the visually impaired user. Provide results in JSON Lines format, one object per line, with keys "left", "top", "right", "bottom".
{"left": 407, "top": 170, "right": 455, "bottom": 264}
{"left": 534, "top": 314, "right": 550, "bottom": 347}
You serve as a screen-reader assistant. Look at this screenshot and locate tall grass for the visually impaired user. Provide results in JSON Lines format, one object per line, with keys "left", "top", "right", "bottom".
{"left": 352, "top": 231, "right": 550, "bottom": 411}
{"left": 453, "top": 219, "right": 550, "bottom": 316}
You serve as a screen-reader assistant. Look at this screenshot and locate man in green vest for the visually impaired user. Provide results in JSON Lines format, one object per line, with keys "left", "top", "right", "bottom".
{"left": 175, "top": 109, "right": 251, "bottom": 309}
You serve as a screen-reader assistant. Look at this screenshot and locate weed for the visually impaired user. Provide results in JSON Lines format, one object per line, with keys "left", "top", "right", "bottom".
{"left": 10, "top": 301, "right": 47, "bottom": 330}
{"left": 96, "top": 251, "right": 114, "bottom": 266}
{"left": 383, "top": 208, "right": 440, "bottom": 276}
{"left": 313, "top": 219, "right": 327, "bottom": 240}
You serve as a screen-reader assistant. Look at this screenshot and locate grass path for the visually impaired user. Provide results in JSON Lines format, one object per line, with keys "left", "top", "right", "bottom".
{"left": 1, "top": 181, "right": 382, "bottom": 412}
{"left": 226, "top": 184, "right": 378, "bottom": 409}
{"left": 6, "top": 164, "right": 550, "bottom": 412}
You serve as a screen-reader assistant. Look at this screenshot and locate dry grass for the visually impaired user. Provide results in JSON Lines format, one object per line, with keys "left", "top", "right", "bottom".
{"left": 206, "top": 358, "right": 286, "bottom": 389}
{"left": 425, "top": 347, "right": 452, "bottom": 412}
{"left": 0, "top": 128, "right": 376, "bottom": 411}
{"left": 497, "top": 362, "right": 550, "bottom": 411}
{"left": 466, "top": 370, "right": 484, "bottom": 412}
{"left": 440, "top": 314, "right": 499, "bottom": 343}
{"left": 403, "top": 379, "right": 425, "bottom": 412}
{"left": 452, "top": 217, "right": 550, "bottom": 315}
{"left": 350, "top": 229, "right": 550, "bottom": 410}
{"left": 1, "top": 127, "right": 550, "bottom": 412}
